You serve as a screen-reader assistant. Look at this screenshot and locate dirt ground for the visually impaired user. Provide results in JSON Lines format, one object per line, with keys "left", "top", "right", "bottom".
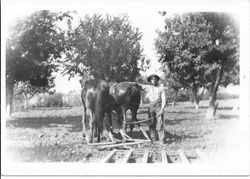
{"left": 5, "top": 98, "right": 240, "bottom": 162}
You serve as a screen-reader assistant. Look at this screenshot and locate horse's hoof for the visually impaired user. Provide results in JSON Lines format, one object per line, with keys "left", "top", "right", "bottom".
{"left": 82, "top": 133, "right": 86, "bottom": 138}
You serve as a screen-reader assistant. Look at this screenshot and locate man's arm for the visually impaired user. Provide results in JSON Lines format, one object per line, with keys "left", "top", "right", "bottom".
{"left": 131, "top": 82, "right": 149, "bottom": 91}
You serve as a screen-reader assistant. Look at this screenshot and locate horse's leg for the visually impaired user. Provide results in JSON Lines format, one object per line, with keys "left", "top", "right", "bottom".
{"left": 94, "top": 123, "right": 98, "bottom": 138}
{"left": 86, "top": 109, "right": 94, "bottom": 144}
{"left": 82, "top": 106, "right": 87, "bottom": 138}
{"left": 97, "top": 112, "right": 104, "bottom": 143}
{"left": 129, "top": 106, "right": 138, "bottom": 132}
{"left": 122, "top": 107, "right": 127, "bottom": 132}
{"left": 106, "top": 111, "right": 114, "bottom": 142}
{"left": 97, "top": 126, "right": 101, "bottom": 143}
{"left": 116, "top": 107, "right": 131, "bottom": 141}
{"left": 131, "top": 105, "right": 150, "bottom": 141}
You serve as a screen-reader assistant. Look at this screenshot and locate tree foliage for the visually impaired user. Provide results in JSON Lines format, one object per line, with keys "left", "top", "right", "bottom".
{"left": 62, "top": 14, "right": 147, "bottom": 82}
{"left": 6, "top": 10, "right": 71, "bottom": 115}
{"left": 155, "top": 13, "right": 212, "bottom": 107}
{"left": 155, "top": 12, "right": 239, "bottom": 114}
{"left": 202, "top": 13, "right": 239, "bottom": 89}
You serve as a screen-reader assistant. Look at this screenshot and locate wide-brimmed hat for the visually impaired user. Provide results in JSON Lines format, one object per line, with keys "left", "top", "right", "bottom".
{"left": 147, "top": 74, "right": 160, "bottom": 82}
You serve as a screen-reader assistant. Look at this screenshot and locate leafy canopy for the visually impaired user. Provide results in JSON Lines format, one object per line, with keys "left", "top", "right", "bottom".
{"left": 6, "top": 10, "right": 71, "bottom": 88}
{"left": 62, "top": 14, "right": 147, "bottom": 82}
{"left": 155, "top": 12, "right": 239, "bottom": 92}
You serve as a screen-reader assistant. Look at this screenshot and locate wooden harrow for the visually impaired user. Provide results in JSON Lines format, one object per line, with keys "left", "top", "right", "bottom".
{"left": 87, "top": 106, "right": 152, "bottom": 147}
{"left": 96, "top": 148, "right": 206, "bottom": 164}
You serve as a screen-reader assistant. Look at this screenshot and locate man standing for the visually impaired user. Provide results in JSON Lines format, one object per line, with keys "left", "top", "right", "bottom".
{"left": 136, "top": 74, "right": 167, "bottom": 144}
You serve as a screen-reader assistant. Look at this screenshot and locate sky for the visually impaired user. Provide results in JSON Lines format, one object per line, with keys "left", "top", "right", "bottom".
{"left": 2, "top": 0, "right": 247, "bottom": 94}
{"left": 54, "top": 10, "right": 166, "bottom": 93}
{"left": 3, "top": 1, "right": 168, "bottom": 93}
{"left": 53, "top": 9, "right": 166, "bottom": 94}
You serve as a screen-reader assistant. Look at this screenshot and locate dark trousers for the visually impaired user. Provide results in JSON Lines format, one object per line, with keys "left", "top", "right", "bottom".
{"left": 148, "top": 101, "right": 166, "bottom": 143}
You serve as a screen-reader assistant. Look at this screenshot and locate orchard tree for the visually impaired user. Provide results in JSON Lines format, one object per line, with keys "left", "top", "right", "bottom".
{"left": 62, "top": 14, "right": 148, "bottom": 82}
{"left": 6, "top": 10, "right": 71, "bottom": 116}
{"left": 162, "top": 65, "right": 182, "bottom": 107}
{"left": 155, "top": 12, "right": 239, "bottom": 118}
{"left": 202, "top": 13, "right": 239, "bottom": 118}
{"left": 155, "top": 13, "right": 210, "bottom": 109}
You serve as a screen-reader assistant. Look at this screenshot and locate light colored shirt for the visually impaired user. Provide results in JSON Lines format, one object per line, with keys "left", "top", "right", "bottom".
{"left": 140, "top": 84, "right": 166, "bottom": 111}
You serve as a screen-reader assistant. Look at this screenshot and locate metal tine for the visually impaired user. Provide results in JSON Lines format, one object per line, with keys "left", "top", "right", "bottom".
{"left": 99, "top": 149, "right": 117, "bottom": 163}
{"left": 142, "top": 150, "right": 149, "bottom": 163}
{"left": 178, "top": 149, "right": 190, "bottom": 164}
{"left": 119, "top": 149, "right": 134, "bottom": 163}
{"left": 161, "top": 151, "right": 168, "bottom": 163}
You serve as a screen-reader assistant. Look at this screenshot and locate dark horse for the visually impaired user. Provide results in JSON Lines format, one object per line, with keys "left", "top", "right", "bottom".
{"left": 80, "top": 79, "right": 114, "bottom": 144}
{"left": 110, "top": 81, "right": 150, "bottom": 140}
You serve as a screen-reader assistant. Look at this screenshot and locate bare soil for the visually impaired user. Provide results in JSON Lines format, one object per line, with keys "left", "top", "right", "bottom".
{"left": 5, "top": 99, "right": 240, "bottom": 163}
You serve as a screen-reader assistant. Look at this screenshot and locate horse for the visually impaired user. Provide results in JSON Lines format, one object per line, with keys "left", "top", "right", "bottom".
{"left": 109, "top": 81, "right": 150, "bottom": 141}
{"left": 80, "top": 79, "right": 114, "bottom": 144}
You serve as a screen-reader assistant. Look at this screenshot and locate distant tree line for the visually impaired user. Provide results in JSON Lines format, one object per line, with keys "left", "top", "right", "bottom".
{"left": 13, "top": 92, "right": 82, "bottom": 111}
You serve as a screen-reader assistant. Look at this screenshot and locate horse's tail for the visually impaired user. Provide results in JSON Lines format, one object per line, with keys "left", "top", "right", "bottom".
{"left": 94, "top": 84, "right": 109, "bottom": 129}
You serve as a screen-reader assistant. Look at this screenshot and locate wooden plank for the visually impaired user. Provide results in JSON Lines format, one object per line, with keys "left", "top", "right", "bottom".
{"left": 119, "top": 149, "right": 134, "bottom": 163}
{"left": 88, "top": 141, "right": 117, "bottom": 146}
{"left": 161, "top": 151, "right": 168, "bottom": 163}
{"left": 178, "top": 149, "right": 190, "bottom": 164}
{"left": 99, "top": 150, "right": 117, "bottom": 163}
{"left": 125, "top": 118, "right": 152, "bottom": 125}
{"left": 141, "top": 150, "right": 149, "bottom": 163}
{"left": 126, "top": 139, "right": 151, "bottom": 142}
{"left": 98, "top": 141, "right": 145, "bottom": 149}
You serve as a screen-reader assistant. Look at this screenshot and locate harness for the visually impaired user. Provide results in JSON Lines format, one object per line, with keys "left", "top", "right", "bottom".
{"left": 109, "top": 82, "right": 118, "bottom": 94}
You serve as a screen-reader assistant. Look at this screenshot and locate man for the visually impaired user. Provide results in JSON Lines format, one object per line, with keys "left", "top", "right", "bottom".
{"left": 136, "top": 74, "right": 167, "bottom": 143}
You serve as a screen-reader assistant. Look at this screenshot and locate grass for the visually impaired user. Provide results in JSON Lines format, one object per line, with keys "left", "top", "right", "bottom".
{"left": 5, "top": 98, "right": 240, "bottom": 162}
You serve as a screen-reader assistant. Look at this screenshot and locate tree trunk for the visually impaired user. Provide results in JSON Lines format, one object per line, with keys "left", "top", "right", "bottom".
{"left": 206, "top": 65, "right": 224, "bottom": 119}
{"left": 172, "top": 89, "right": 178, "bottom": 108}
{"left": 206, "top": 98, "right": 219, "bottom": 119}
{"left": 172, "top": 101, "right": 176, "bottom": 108}
{"left": 24, "top": 96, "right": 28, "bottom": 110}
{"left": 199, "top": 86, "right": 205, "bottom": 100}
{"left": 194, "top": 101, "right": 199, "bottom": 110}
{"left": 6, "top": 75, "right": 14, "bottom": 119}
{"left": 191, "top": 88, "right": 200, "bottom": 109}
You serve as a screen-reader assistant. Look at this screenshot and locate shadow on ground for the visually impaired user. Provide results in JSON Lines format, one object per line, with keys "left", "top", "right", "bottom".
{"left": 168, "top": 110, "right": 201, "bottom": 114}
{"left": 6, "top": 116, "right": 83, "bottom": 132}
{"left": 218, "top": 114, "right": 239, "bottom": 120}
{"left": 184, "top": 106, "right": 233, "bottom": 110}
{"left": 121, "top": 130, "right": 201, "bottom": 145}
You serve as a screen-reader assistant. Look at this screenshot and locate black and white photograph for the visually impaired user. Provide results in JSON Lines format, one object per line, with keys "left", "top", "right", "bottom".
{"left": 1, "top": 0, "right": 249, "bottom": 177}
